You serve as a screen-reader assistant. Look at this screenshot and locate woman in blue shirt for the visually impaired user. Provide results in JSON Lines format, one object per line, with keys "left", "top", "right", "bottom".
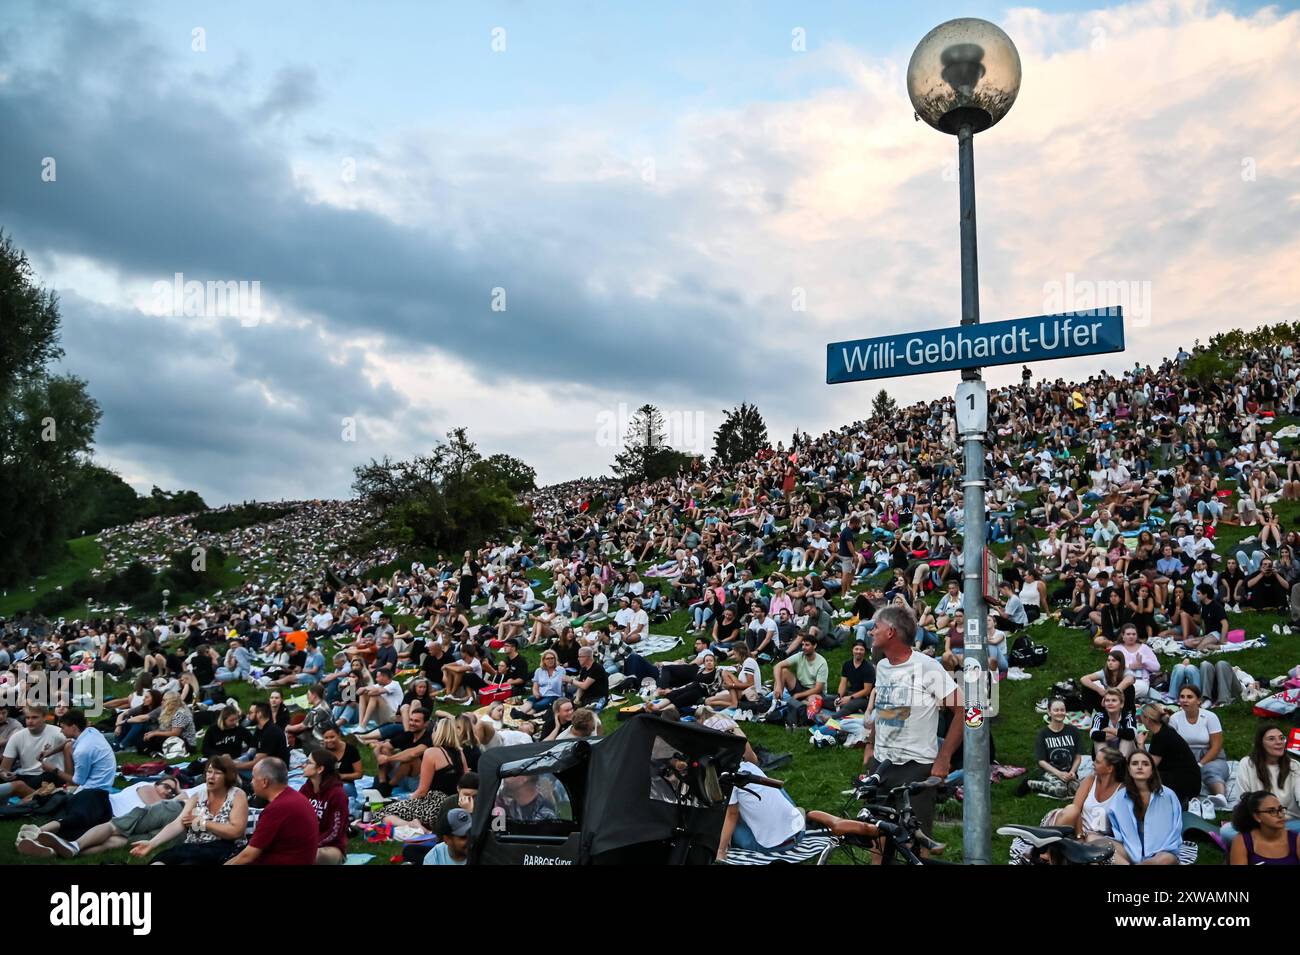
{"left": 1107, "top": 750, "right": 1183, "bottom": 865}
{"left": 513, "top": 650, "right": 565, "bottom": 717}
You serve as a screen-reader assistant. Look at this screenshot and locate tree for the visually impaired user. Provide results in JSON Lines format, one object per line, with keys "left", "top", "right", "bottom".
{"left": 713, "top": 402, "right": 768, "bottom": 465}
{"left": 352, "top": 428, "right": 530, "bottom": 553}
{"left": 611, "top": 404, "right": 690, "bottom": 483}
{"left": 481, "top": 453, "right": 537, "bottom": 494}
{"left": 870, "top": 389, "right": 898, "bottom": 423}
{"left": 0, "top": 232, "right": 102, "bottom": 584}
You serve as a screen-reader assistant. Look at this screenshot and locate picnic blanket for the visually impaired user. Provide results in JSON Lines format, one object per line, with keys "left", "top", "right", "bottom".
{"left": 636, "top": 633, "right": 684, "bottom": 657}
{"left": 719, "top": 832, "right": 835, "bottom": 865}
{"left": 1148, "top": 635, "right": 1268, "bottom": 659}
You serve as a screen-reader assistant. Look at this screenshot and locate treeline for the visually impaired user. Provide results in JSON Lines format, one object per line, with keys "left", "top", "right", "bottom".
{"left": 0, "top": 232, "right": 207, "bottom": 585}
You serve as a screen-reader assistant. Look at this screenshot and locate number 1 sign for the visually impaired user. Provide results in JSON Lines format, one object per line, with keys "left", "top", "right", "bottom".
{"left": 955, "top": 379, "right": 988, "bottom": 434}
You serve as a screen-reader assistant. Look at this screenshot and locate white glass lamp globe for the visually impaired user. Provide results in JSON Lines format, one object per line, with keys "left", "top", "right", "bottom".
{"left": 907, "top": 18, "right": 1021, "bottom": 135}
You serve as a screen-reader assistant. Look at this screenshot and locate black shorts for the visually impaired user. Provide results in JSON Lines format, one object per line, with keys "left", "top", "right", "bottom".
{"left": 864, "top": 757, "right": 939, "bottom": 841}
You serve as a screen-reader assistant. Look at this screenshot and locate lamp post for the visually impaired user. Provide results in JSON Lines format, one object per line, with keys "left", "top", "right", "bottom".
{"left": 907, "top": 18, "right": 1021, "bottom": 866}
{"left": 161, "top": 589, "right": 171, "bottom": 621}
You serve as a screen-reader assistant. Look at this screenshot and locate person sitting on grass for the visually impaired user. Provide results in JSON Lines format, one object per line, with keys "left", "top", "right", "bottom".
{"left": 513, "top": 649, "right": 565, "bottom": 718}
{"left": 706, "top": 643, "right": 764, "bottom": 710}
{"left": 371, "top": 705, "right": 431, "bottom": 796}
{"left": 300, "top": 748, "right": 348, "bottom": 865}
{"left": 1228, "top": 791, "right": 1300, "bottom": 866}
{"left": 235, "top": 701, "right": 290, "bottom": 782}
{"left": 355, "top": 667, "right": 404, "bottom": 729}
{"left": 422, "top": 806, "right": 473, "bottom": 865}
{"left": 129, "top": 755, "right": 248, "bottom": 865}
{"left": 226, "top": 757, "right": 320, "bottom": 865}
{"left": 0, "top": 704, "right": 71, "bottom": 802}
{"left": 1022, "top": 699, "right": 1083, "bottom": 798}
{"left": 139, "top": 691, "right": 197, "bottom": 755}
{"left": 771, "top": 635, "right": 828, "bottom": 713}
{"left": 1222, "top": 724, "right": 1300, "bottom": 842}
{"left": 1106, "top": 750, "right": 1183, "bottom": 865}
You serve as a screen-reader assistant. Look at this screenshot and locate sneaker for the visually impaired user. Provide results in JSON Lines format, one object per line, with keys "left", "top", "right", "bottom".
{"left": 1273, "top": 624, "right": 1281, "bottom": 635}
{"left": 16, "top": 836, "right": 54, "bottom": 858}
{"left": 1034, "top": 698, "right": 1050, "bottom": 713}
{"left": 36, "top": 831, "right": 78, "bottom": 858}
{"left": 17, "top": 824, "right": 40, "bottom": 841}
{"left": 1284, "top": 626, "right": 1293, "bottom": 635}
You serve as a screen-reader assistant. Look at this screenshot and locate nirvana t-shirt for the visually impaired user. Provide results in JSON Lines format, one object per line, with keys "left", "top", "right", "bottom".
{"left": 872, "top": 651, "right": 957, "bottom": 765}
{"left": 1034, "top": 724, "right": 1082, "bottom": 772}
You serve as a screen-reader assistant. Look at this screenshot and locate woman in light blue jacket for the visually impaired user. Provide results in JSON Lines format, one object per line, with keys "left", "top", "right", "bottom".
{"left": 1107, "top": 750, "right": 1183, "bottom": 864}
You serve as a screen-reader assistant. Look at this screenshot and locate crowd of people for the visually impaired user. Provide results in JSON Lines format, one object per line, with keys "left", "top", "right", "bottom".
{"left": 3, "top": 332, "right": 1299, "bottom": 865}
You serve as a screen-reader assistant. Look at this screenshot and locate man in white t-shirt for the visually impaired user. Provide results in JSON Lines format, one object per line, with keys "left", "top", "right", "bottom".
{"left": 717, "top": 758, "right": 805, "bottom": 858}
{"left": 863, "top": 606, "right": 962, "bottom": 842}
{"left": 357, "top": 669, "right": 404, "bottom": 728}
{"left": 0, "top": 706, "right": 72, "bottom": 800}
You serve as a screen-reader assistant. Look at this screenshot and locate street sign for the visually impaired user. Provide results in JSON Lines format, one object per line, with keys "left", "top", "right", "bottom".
{"left": 955, "top": 379, "right": 987, "bottom": 433}
{"left": 825, "top": 307, "right": 1124, "bottom": 384}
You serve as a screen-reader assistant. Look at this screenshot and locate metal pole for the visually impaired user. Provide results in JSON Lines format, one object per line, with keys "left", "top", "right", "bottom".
{"left": 957, "top": 123, "right": 991, "bottom": 865}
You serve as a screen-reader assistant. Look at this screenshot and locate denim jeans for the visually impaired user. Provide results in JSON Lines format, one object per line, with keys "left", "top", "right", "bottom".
{"left": 215, "top": 667, "right": 247, "bottom": 683}
{"left": 1197, "top": 500, "right": 1224, "bottom": 520}
{"left": 1235, "top": 550, "right": 1265, "bottom": 574}
{"left": 116, "top": 722, "right": 148, "bottom": 751}
{"left": 693, "top": 605, "right": 714, "bottom": 629}
{"left": 854, "top": 619, "right": 876, "bottom": 642}
{"left": 1170, "top": 663, "right": 1200, "bottom": 697}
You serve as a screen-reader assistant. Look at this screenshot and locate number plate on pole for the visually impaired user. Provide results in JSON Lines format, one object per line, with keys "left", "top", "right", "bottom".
{"left": 955, "top": 380, "right": 987, "bottom": 434}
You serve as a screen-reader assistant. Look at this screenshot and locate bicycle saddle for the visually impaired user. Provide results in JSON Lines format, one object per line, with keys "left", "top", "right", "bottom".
{"left": 1057, "top": 838, "right": 1114, "bottom": 865}
{"left": 996, "top": 824, "right": 1074, "bottom": 847}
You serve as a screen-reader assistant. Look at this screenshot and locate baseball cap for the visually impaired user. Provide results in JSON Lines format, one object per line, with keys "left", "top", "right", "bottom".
{"left": 442, "top": 808, "right": 472, "bottom": 837}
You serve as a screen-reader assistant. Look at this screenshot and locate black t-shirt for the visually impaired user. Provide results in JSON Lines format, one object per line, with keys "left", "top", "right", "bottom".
{"left": 333, "top": 742, "right": 362, "bottom": 777}
{"left": 1034, "top": 724, "right": 1082, "bottom": 772}
{"left": 191, "top": 655, "right": 215, "bottom": 685}
{"left": 503, "top": 654, "right": 531, "bottom": 687}
{"left": 1249, "top": 572, "right": 1286, "bottom": 608}
{"left": 421, "top": 648, "right": 448, "bottom": 681}
{"left": 1146, "top": 726, "right": 1201, "bottom": 802}
{"left": 203, "top": 724, "right": 252, "bottom": 758}
{"left": 840, "top": 658, "right": 876, "bottom": 695}
{"left": 391, "top": 726, "right": 433, "bottom": 752}
{"left": 838, "top": 526, "right": 856, "bottom": 557}
{"left": 714, "top": 618, "right": 741, "bottom": 644}
{"left": 576, "top": 664, "right": 608, "bottom": 702}
{"left": 252, "top": 722, "right": 290, "bottom": 763}
{"left": 1198, "top": 600, "right": 1227, "bottom": 637}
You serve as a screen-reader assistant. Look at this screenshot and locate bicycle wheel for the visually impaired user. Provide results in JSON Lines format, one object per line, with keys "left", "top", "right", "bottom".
{"left": 814, "top": 836, "right": 874, "bottom": 865}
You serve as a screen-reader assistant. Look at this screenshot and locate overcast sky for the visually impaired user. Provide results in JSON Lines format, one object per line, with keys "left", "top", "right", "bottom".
{"left": 2, "top": 0, "right": 1298, "bottom": 505}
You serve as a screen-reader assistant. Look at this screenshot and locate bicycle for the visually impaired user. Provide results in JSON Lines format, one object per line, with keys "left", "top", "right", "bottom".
{"left": 807, "top": 761, "right": 952, "bottom": 865}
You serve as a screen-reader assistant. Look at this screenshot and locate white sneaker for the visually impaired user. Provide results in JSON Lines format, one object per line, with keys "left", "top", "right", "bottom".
{"left": 1273, "top": 625, "right": 1281, "bottom": 634}
{"left": 1284, "top": 626, "right": 1293, "bottom": 635}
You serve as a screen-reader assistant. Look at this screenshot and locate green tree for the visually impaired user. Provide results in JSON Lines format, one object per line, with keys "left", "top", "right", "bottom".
{"left": 713, "top": 401, "right": 768, "bottom": 465}
{"left": 481, "top": 453, "right": 537, "bottom": 494}
{"left": 0, "top": 232, "right": 102, "bottom": 584}
{"left": 352, "top": 428, "right": 529, "bottom": 553}
{"left": 870, "top": 389, "right": 898, "bottom": 423}
{"left": 73, "top": 465, "right": 145, "bottom": 534}
{"left": 611, "top": 404, "right": 691, "bottom": 483}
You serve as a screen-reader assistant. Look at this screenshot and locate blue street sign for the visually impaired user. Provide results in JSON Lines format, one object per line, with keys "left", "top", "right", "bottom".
{"left": 826, "top": 307, "right": 1125, "bottom": 384}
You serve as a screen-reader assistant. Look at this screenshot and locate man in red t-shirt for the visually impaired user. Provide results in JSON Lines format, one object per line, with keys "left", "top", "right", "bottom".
{"left": 226, "top": 758, "right": 319, "bottom": 865}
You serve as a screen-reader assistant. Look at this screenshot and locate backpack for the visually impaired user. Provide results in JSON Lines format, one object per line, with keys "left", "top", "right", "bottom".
{"left": 1010, "top": 634, "right": 1049, "bottom": 668}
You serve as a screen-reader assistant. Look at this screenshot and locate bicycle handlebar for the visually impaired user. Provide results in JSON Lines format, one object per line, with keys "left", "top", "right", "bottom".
{"left": 724, "top": 771, "right": 784, "bottom": 789}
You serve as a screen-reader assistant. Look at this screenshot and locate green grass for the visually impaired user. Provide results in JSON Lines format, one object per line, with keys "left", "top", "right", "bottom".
{"left": 0, "top": 537, "right": 104, "bottom": 619}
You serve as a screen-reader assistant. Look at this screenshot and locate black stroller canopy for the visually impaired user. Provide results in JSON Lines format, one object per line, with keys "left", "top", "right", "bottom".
{"left": 470, "top": 714, "right": 746, "bottom": 864}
